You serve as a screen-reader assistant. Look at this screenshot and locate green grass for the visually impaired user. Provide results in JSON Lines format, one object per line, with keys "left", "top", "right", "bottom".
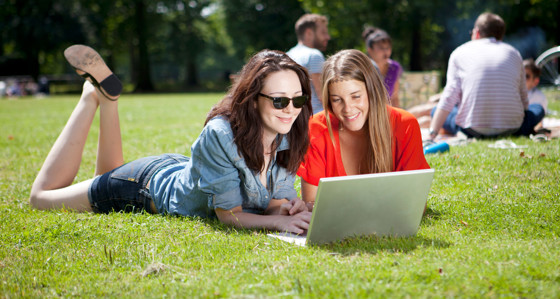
{"left": 1, "top": 91, "right": 559, "bottom": 298}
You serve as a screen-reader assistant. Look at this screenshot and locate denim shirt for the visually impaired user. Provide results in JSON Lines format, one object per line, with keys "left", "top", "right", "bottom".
{"left": 149, "top": 117, "right": 298, "bottom": 218}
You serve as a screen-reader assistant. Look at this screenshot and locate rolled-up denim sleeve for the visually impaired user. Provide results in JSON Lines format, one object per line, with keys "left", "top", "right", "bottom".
{"left": 191, "top": 120, "right": 244, "bottom": 211}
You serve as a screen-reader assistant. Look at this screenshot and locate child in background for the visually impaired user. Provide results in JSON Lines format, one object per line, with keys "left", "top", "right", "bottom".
{"left": 524, "top": 59, "right": 547, "bottom": 112}
{"left": 362, "top": 26, "right": 402, "bottom": 108}
{"left": 523, "top": 59, "right": 547, "bottom": 130}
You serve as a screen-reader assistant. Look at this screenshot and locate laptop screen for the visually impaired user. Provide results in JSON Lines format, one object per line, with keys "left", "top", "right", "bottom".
{"left": 306, "top": 169, "right": 434, "bottom": 245}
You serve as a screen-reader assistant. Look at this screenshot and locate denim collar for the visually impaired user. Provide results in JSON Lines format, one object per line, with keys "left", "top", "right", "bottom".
{"left": 277, "top": 135, "right": 290, "bottom": 152}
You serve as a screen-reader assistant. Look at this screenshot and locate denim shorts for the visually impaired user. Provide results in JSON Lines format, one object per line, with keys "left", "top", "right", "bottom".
{"left": 88, "top": 153, "right": 188, "bottom": 214}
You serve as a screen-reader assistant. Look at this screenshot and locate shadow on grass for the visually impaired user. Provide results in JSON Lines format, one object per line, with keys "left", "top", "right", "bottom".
{"left": 154, "top": 208, "right": 450, "bottom": 256}
{"left": 421, "top": 207, "right": 442, "bottom": 226}
{"left": 314, "top": 235, "right": 451, "bottom": 256}
{"left": 189, "top": 216, "right": 262, "bottom": 235}
{"left": 311, "top": 207, "right": 448, "bottom": 255}
{"left": 179, "top": 207, "right": 448, "bottom": 252}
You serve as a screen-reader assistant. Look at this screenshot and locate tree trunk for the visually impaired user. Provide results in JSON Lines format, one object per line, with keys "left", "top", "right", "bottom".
{"left": 129, "top": 41, "right": 138, "bottom": 89}
{"left": 133, "top": 0, "right": 154, "bottom": 92}
{"left": 557, "top": 2, "right": 560, "bottom": 46}
{"left": 410, "top": 20, "right": 422, "bottom": 71}
{"left": 24, "top": 49, "right": 40, "bottom": 81}
{"left": 186, "top": 58, "right": 199, "bottom": 87}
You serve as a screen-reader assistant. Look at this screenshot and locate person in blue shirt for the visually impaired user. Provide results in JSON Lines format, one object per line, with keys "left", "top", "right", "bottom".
{"left": 30, "top": 45, "right": 313, "bottom": 234}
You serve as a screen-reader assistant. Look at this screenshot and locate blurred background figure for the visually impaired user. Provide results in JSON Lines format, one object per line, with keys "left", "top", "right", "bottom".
{"left": 429, "top": 12, "right": 544, "bottom": 140}
{"left": 287, "top": 13, "right": 331, "bottom": 114}
{"left": 0, "top": 81, "right": 6, "bottom": 98}
{"left": 362, "top": 26, "right": 402, "bottom": 108}
{"left": 37, "top": 76, "right": 51, "bottom": 97}
{"left": 6, "top": 79, "right": 22, "bottom": 97}
{"left": 524, "top": 58, "right": 547, "bottom": 131}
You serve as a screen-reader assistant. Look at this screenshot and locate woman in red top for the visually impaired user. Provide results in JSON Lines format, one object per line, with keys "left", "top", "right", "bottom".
{"left": 298, "top": 49, "right": 429, "bottom": 203}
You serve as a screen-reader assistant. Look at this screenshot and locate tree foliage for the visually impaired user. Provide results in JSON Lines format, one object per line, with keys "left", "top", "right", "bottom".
{"left": 222, "top": 0, "right": 304, "bottom": 60}
{"left": 300, "top": 0, "right": 558, "bottom": 71}
{"left": 0, "top": 0, "right": 85, "bottom": 78}
{"left": 0, "top": 0, "right": 558, "bottom": 91}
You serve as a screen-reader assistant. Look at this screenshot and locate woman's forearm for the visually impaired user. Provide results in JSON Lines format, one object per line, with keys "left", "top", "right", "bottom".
{"left": 215, "top": 207, "right": 310, "bottom": 234}
{"left": 264, "top": 198, "right": 290, "bottom": 215}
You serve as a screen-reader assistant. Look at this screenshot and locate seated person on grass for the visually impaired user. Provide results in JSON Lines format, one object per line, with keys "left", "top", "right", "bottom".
{"left": 30, "top": 45, "right": 313, "bottom": 234}
{"left": 523, "top": 58, "right": 547, "bottom": 131}
{"left": 429, "top": 12, "right": 544, "bottom": 140}
{"left": 297, "top": 49, "right": 430, "bottom": 204}
{"left": 362, "top": 26, "right": 403, "bottom": 108}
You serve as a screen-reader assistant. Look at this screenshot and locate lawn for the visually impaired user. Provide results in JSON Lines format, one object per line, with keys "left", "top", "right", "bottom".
{"left": 1, "top": 91, "right": 559, "bottom": 298}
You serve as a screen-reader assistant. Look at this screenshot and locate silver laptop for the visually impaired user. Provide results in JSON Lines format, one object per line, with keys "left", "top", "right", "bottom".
{"left": 268, "top": 169, "right": 435, "bottom": 246}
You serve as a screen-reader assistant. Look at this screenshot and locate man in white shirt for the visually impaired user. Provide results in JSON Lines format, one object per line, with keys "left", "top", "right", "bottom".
{"left": 287, "top": 14, "right": 330, "bottom": 114}
{"left": 429, "top": 12, "right": 544, "bottom": 139}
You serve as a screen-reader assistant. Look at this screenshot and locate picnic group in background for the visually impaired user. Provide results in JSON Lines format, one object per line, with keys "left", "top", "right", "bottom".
{"left": 428, "top": 12, "right": 545, "bottom": 140}
{"left": 29, "top": 10, "right": 552, "bottom": 232}
{"left": 0, "top": 76, "right": 49, "bottom": 98}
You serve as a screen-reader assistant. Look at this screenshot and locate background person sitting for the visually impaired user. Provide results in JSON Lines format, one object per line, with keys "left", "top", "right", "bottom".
{"left": 524, "top": 58, "right": 547, "bottom": 132}
{"left": 429, "top": 12, "right": 544, "bottom": 140}
{"left": 362, "top": 26, "right": 403, "bottom": 108}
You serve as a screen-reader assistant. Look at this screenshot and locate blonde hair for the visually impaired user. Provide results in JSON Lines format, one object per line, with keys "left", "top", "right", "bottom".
{"left": 321, "top": 49, "right": 393, "bottom": 174}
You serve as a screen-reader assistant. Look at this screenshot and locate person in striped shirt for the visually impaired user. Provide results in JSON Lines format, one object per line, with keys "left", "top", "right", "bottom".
{"left": 429, "top": 12, "right": 544, "bottom": 140}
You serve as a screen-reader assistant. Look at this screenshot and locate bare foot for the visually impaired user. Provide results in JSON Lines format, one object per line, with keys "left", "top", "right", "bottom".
{"left": 80, "top": 81, "right": 100, "bottom": 107}
{"left": 80, "top": 80, "right": 119, "bottom": 108}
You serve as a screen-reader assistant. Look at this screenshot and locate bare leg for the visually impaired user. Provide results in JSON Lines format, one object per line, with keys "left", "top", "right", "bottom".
{"left": 417, "top": 115, "right": 432, "bottom": 128}
{"left": 30, "top": 82, "right": 122, "bottom": 211}
{"left": 95, "top": 85, "right": 123, "bottom": 175}
{"left": 407, "top": 102, "right": 437, "bottom": 118}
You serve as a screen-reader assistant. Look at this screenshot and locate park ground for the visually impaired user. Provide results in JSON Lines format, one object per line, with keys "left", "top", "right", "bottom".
{"left": 0, "top": 90, "right": 559, "bottom": 297}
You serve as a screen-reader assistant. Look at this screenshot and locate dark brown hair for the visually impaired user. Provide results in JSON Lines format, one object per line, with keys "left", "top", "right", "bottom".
{"left": 206, "top": 50, "right": 312, "bottom": 173}
{"left": 295, "top": 14, "right": 328, "bottom": 41}
{"left": 362, "top": 26, "right": 391, "bottom": 49}
{"left": 475, "top": 12, "right": 506, "bottom": 40}
{"left": 523, "top": 58, "right": 541, "bottom": 77}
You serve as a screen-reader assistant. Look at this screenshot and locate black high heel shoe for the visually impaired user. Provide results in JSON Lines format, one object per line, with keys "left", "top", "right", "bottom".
{"left": 64, "top": 45, "right": 122, "bottom": 101}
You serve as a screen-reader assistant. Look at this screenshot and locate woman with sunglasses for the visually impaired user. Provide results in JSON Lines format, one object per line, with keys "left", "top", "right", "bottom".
{"left": 30, "top": 45, "right": 313, "bottom": 234}
{"left": 297, "top": 49, "right": 429, "bottom": 204}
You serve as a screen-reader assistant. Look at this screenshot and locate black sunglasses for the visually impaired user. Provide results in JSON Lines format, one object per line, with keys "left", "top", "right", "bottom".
{"left": 259, "top": 93, "right": 308, "bottom": 109}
